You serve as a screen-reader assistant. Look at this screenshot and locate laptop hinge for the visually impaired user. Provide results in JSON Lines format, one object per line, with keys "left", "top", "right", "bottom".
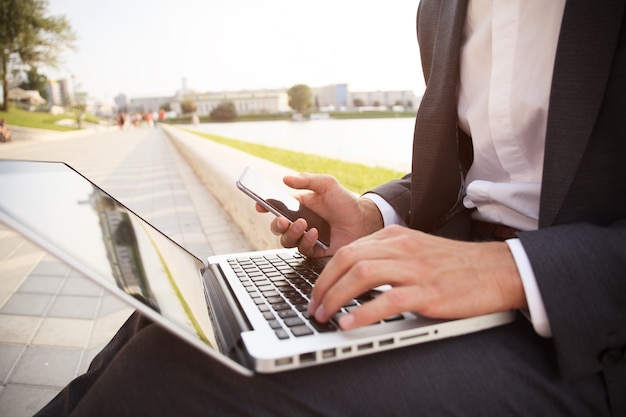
{"left": 202, "top": 265, "right": 254, "bottom": 368}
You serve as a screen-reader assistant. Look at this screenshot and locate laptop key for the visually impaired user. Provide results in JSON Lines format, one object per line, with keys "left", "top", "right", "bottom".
{"left": 277, "top": 309, "right": 298, "bottom": 319}
{"left": 290, "top": 325, "right": 314, "bottom": 337}
{"left": 266, "top": 296, "right": 285, "bottom": 305}
{"left": 272, "top": 302, "right": 291, "bottom": 311}
{"left": 309, "top": 318, "right": 337, "bottom": 333}
{"left": 284, "top": 317, "right": 305, "bottom": 327}
{"left": 294, "top": 303, "right": 308, "bottom": 312}
{"left": 267, "top": 319, "right": 282, "bottom": 329}
{"left": 275, "top": 329, "right": 290, "bottom": 340}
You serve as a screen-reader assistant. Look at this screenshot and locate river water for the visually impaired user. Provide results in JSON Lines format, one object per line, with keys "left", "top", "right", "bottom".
{"left": 194, "top": 117, "right": 416, "bottom": 172}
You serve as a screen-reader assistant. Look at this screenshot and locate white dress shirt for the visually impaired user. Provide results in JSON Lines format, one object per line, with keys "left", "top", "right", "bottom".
{"left": 367, "top": 0, "right": 566, "bottom": 338}
{"left": 459, "top": 0, "right": 565, "bottom": 337}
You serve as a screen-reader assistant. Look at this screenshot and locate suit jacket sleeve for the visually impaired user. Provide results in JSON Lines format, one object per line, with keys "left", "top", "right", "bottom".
{"left": 368, "top": 174, "right": 412, "bottom": 223}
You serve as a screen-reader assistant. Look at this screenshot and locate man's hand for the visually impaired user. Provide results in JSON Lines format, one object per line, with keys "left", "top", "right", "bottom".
{"left": 308, "top": 225, "right": 527, "bottom": 330}
{"left": 256, "top": 173, "right": 384, "bottom": 257}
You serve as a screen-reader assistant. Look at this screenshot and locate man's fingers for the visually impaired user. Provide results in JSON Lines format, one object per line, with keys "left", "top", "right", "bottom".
{"left": 283, "top": 173, "right": 315, "bottom": 191}
{"left": 270, "top": 216, "right": 291, "bottom": 235}
{"left": 338, "top": 287, "right": 418, "bottom": 330}
{"left": 311, "top": 243, "right": 407, "bottom": 322}
{"left": 271, "top": 217, "right": 308, "bottom": 248}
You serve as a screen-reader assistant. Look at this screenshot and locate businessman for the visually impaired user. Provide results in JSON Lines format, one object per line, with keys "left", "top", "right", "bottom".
{"left": 36, "top": 1, "right": 626, "bottom": 416}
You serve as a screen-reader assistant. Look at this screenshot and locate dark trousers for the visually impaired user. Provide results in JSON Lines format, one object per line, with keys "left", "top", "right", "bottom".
{"left": 35, "top": 311, "right": 608, "bottom": 417}
{"left": 35, "top": 213, "right": 610, "bottom": 416}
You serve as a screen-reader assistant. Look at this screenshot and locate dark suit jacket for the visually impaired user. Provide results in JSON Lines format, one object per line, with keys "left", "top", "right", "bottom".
{"left": 371, "top": 0, "right": 626, "bottom": 411}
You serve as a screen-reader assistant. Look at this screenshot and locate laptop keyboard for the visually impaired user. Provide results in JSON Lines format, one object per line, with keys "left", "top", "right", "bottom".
{"left": 227, "top": 252, "right": 404, "bottom": 340}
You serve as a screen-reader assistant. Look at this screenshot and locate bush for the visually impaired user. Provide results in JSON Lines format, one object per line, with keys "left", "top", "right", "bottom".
{"left": 209, "top": 102, "right": 237, "bottom": 121}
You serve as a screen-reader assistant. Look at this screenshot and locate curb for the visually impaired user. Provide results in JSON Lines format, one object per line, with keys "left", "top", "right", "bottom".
{"left": 162, "top": 124, "right": 297, "bottom": 251}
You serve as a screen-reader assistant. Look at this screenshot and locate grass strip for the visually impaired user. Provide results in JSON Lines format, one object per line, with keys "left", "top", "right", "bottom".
{"left": 185, "top": 129, "right": 405, "bottom": 194}
{"left": 0, "top": 107, "right": 78, "bottom": 131}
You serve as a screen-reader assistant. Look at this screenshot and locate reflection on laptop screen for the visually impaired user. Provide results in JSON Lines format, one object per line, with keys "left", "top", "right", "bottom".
{"left": 0, "top": 160, "right": 216, "bottom": 348}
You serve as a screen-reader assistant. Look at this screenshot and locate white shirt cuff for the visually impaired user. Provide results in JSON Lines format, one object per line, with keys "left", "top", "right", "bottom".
{"left": 362, "top": 193, "right": 407, "bottom": 227}
{"left": 506, "top": 238, "right": 552, "bottom": 337}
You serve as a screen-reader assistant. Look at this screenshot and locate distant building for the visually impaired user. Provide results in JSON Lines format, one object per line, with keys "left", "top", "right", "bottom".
{"left": 45, "top": 80, "right": 61, "bottom": 106}
{"left": 350, "top": 90, "right": 417, "bottom": 109}
{"left": 45, "top": 79, "right": 72, "bottom": 107}
{"left": 59, "top": 79, "right": 72, "bottom": 106}
{"left": 128, "top": 96, "right": 174, "bottom": 114}
{"left": 114, "top": 94, "right": 129, "bottom": 113}
{"left": 91, "top": 102, "right": 118, "bottom": 119}
{"left": 170, "top": 89, "right": 290, "bottom": 116}
{"left": 124, "top": 81, "right": 418, "bottom": 116}
{"left": 311, "top": 84, "right": 348, "bottom": 110}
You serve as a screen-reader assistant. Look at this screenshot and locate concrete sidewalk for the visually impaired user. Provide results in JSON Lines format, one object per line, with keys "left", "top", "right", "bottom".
{"left": 0, "top": 126, "right": 254, "bottom": 416}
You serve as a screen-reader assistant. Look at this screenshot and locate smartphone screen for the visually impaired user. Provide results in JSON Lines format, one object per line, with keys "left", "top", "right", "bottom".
{"left": 237, "top": 167, "right": 331, "bottom": 249}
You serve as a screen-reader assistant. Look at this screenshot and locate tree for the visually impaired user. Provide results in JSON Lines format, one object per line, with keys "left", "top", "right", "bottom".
{"left": 287, "top": 84, "right": 312, "bottom": 113}
{"left": 18, "top": 66, "right": 49, "bottom": 101}
{"left": 0, "top": 0, "right": 76, "bottom": 111}
{"left": 353, "top": 98, "right": 365, "bottom": 107}
{"left": 180, "top": 98, "right": 197, "bottom": 114}
{"left": 209, "top": 101, "right": 237, "bottom": 121}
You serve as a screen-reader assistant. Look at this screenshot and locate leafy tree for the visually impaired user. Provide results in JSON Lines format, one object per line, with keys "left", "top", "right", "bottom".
{"left": 287, "top": 84, "right": 312, "bottom": 113}
{"left": 353, "top": 98, "right": 364, "bottom": 107}
{"left": 0, "top": 0, "right": 76, "bottom": 111}
{"left": 18, "top": 66, "right": 49, "bottom": 101}
{"left": 209, "top": 101, "right": 237, "bottom": 121}
{"left": 180, "top": 98, "right": 197, "bottom": 114}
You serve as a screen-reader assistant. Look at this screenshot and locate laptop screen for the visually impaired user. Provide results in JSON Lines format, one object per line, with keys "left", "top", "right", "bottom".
{"left": 0, "top": 160, "right": 219, "bottom": 350}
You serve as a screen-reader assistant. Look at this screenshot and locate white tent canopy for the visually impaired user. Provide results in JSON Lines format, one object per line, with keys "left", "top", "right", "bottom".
{"left": 8, "top": 87, "right": 46, "bottom": 105}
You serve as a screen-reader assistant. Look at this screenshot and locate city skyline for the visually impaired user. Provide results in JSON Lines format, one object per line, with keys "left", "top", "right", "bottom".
{"left": 44, "top": 0, "right": 424, "bottom": 103}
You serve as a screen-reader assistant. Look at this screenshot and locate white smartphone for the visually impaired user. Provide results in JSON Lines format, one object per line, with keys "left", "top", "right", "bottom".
{"left": 237, "top": 166, "right": 331, "bottom": 249}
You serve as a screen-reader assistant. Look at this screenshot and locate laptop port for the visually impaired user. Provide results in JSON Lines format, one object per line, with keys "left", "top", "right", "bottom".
{"left": 357, "top": 342, "right": 374, "bottom": 351}
{"left": 275, "top": 357, "right": 293, "bottom": 367}
{"left": 322, "top": 349, "right": 336, "bottom": 359}
{"left": 299, "top": 352, "right": 316, "bottom": 363}
{"left": 379, "top": 338, "right": 394, "bottom": 347}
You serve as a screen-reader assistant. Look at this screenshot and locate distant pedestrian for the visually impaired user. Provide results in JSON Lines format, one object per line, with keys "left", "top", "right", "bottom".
{"left": 191, "top": 112, "right": 199, "bottom": 129}
{"left": 117, "top": 113, "right": 126, "bottom": 129}
{"left": 144, "top": 112, "right": 153, "bottom": 128}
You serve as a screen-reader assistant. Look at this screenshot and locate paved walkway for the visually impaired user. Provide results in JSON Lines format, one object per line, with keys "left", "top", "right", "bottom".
{"left": 0, "top": 126, "right": 253, "bottom": 416}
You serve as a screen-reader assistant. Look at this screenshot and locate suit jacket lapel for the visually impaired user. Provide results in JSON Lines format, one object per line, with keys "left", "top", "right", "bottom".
{"left": 540, "top": 0, "right": 626, "bottom": 227}
{"left": 410, "top": 0, "right": 468, "bottom": 231}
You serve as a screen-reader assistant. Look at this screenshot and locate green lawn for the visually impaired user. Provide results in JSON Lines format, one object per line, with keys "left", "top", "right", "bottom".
{"left": 185, "top": 129, "right": 405, "bottom": 194}
{"left": 0, "top": 107, "right": 79, "bottom": 131}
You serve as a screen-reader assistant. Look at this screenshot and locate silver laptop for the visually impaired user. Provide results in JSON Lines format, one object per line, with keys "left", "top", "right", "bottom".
{"left": 0, "top": 160, "right": 515, "bottom": 376}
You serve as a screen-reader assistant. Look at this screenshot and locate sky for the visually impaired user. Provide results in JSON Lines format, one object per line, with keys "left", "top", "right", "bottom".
{"left": 44, "top": 0, "right": 425, "bottom": 104}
